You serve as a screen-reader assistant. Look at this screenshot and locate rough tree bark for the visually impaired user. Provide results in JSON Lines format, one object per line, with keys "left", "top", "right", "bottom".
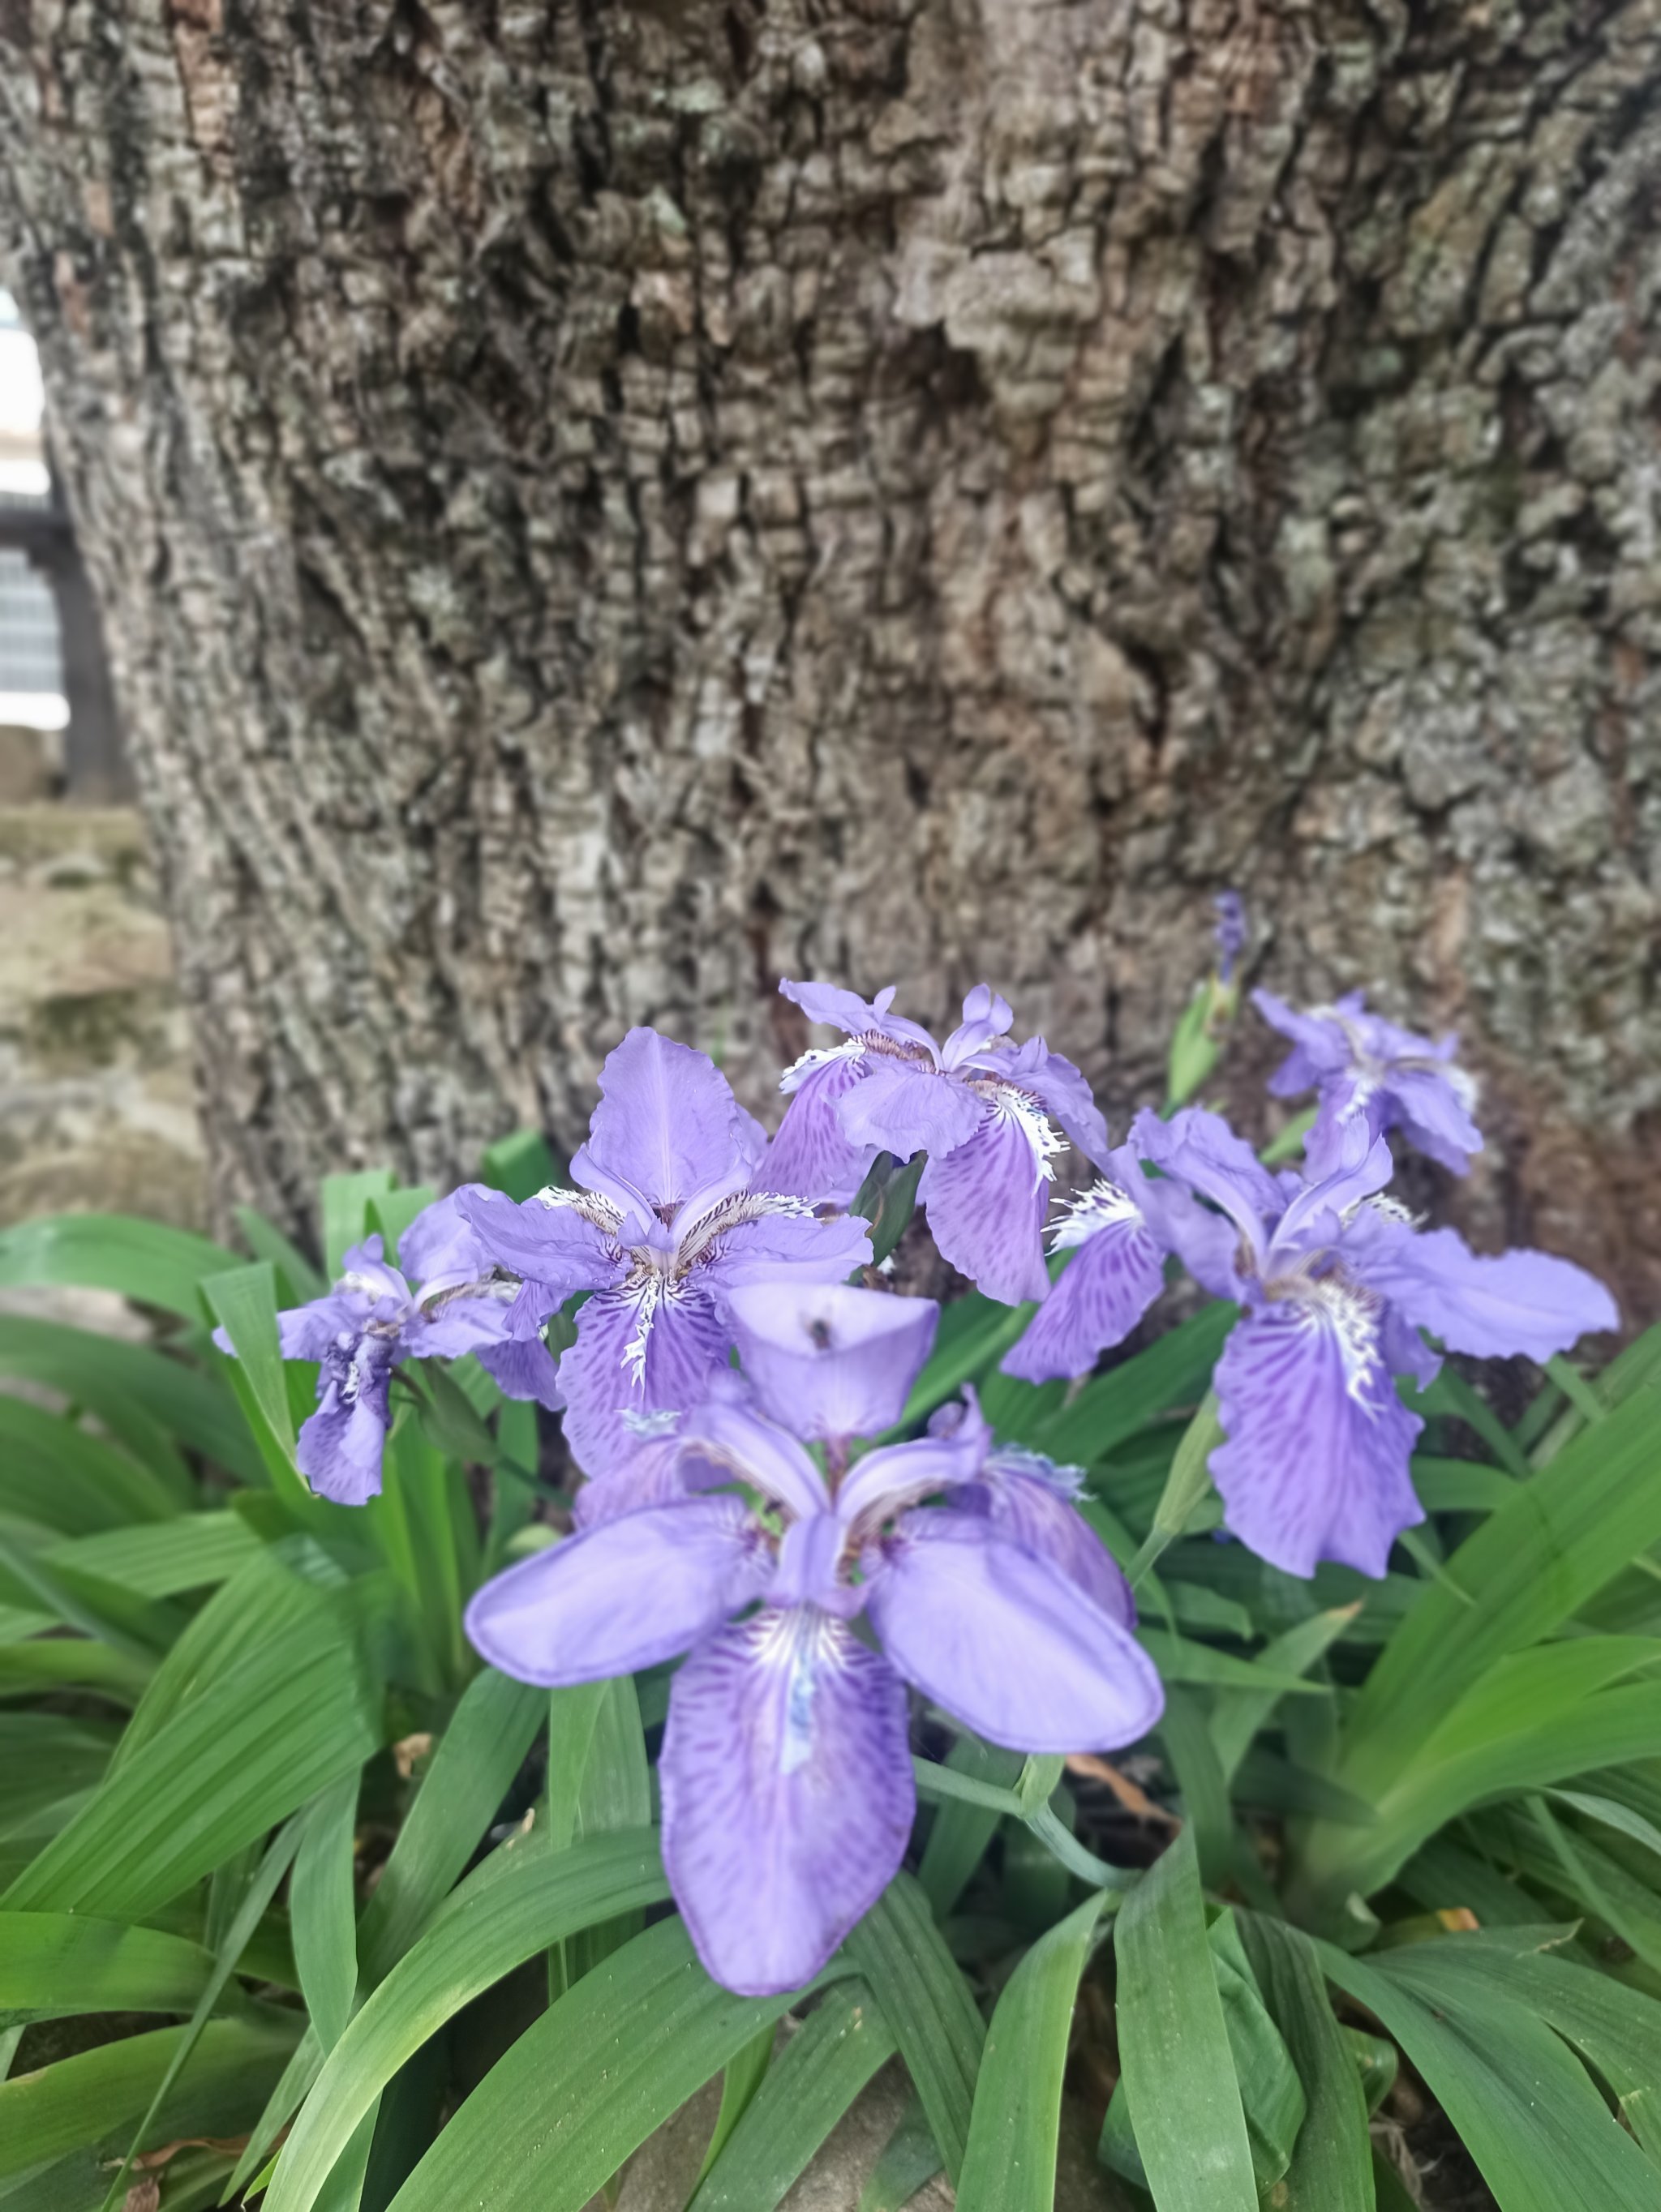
{"left": 1, "top": 0, "right": 1657, "bottom": 1308}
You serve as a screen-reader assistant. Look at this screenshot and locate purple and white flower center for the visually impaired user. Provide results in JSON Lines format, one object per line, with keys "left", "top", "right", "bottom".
{"left": 1261, "top": 1259, "right": 1385, "bottom": 1405}
{"left": 971, "top": 1078, "right": 1065, "bottom": 1181}
{"left": 1049, "top": 1178, "right": 1142, "bottom": 1254}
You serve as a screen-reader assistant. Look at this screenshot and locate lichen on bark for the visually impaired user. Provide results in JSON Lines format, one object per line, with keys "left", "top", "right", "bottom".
{"left": 0, "top": 0, "right": 1655, "bottom": 1313}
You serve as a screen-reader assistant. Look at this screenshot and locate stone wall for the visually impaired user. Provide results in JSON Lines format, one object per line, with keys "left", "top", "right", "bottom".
{"left": 0, "top": 802, "right": 204, "bottom": 1229}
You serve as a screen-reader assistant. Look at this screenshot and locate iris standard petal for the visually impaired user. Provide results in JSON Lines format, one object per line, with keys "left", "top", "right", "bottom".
{"left": 556, "top": 1278, "right": 733, "bottom": 1477}
{"left": 838, "top": 1057, "right": 983, "bottom": 1159}
{"left": 465, "top": 1498, "right": 772, "bottom": 1685}
{"left": 917, "top": 1107, "right": 1052, "bottom": 1305}
{"left": 938, "top": 984, "right": 1015, "bottom": 1067}
{"left": 1346, "top": 1221, "right": 1618, "bottom": 1363}
{"left": 1210, "top": 1295, "right": 1425, "bottom": 1580}
{"left": 660, "top": 1608, "right": 915, "bottom": 1997}
{"left": 456, "top": 1185, "right": 625, "bottom": 1302}
{"left": 582, "top": 1027, "right": 758, "bottom": 1210}
{"left": 864, "top": 1510, "right": 1164, "bottom": 1751}
{"left": 273, "top": 1296, "right": 363, "bottom": 1362}
{"left": 766, "top": 1049, "right": 878, "bottom": 1205}
{"left": 1383, "top": 1065, "right": 1483, "bottom": 1174}
{"left": 408, "top": 1293, "right": 517, "bottom": 1360}
{"left": 1001, "top": 1196, "right": 1165, "bottom": 1382}
{"left": 1131, "top": 1107, "right": 1281, "bottom": 1256}
{"left": 727, "top": 1280, "right": 939, "bottom": 1438}
{"left": 1253, "top": 988, "right": 1351, "bottom": 1095}
{"left": 397, "top": 1189, "right": 490, "bottom": 1291}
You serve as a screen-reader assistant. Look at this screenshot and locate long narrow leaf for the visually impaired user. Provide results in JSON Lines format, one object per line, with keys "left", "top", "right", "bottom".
{"left": 386, "top": 1918, "right": 839, "bottom": 2212}
{"left": 956, "top": 1891, "right": 1104, "bottom": 2212}
{"left": 844, "top": 1875, "right": 985, "bottom": 2185}
{"left": 1112, "top": 1829, "right": 1256, "bottom": 2211}
{"left": 266, "top": 1828, "right": 669, "bottom": 2212}
{"left": 692, "top": 1983, "right": 897, "bottom": 2210}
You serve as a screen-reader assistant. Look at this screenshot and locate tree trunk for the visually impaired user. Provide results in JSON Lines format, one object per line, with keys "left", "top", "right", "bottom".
{"left": 1, "top": 0, "right": 1656, "bottom": 1307}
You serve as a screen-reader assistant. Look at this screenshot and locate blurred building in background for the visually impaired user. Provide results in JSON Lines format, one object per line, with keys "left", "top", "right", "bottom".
{"left": 0, "top": 289, "right": 125, "bottom": 801}
{"left": 0, "top": 291, "right": 200, "bottom": 1235}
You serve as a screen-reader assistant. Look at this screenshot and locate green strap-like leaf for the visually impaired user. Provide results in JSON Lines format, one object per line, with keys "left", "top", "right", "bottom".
{"left": 291, "top": 1774, "right": 361, "bottom": 2051}
{"left": 0, "top": 2011, "right": 302, "bottom": 2182}
{"left": 98, "top": 1819, "right": 307, "bottom": 2210}
{"left": 692, "top": 1983, "right": 897, "bottom": 2210}
{"left": 1237, "top": 1916, "right": 1374, "bottom": 2210}
{"left": 1320, "top": 1936, "right": 1661, "bottom": 2210}
{"left": 3, "top": 1568, "right": 380, "bottom": 1921}
{"left": 1112, "top": 1828, "right": 1257, "bottom": 2211}
{"left": 356, "top": 1665, "right": 547, "bottom": 1986}
{"left": 385, "top": 1917, "right": 839, "bottom": 2212}
{"left": 844, "top": 1875, "right": 985, "bottom": 2185}
{"left": 0, "top": 1911, "right": 214, "bottom": 2027}
{"left": 0, "top": 1213, "right": 240, "bottom": 1322}
{"left": 956, "top": 1890, "right": 1104, "bottom": 2212}
{"left": 1364, "top": 1927, "right": 1661, "bottom": 2166}
{"left": 265, "top": 1828, "right": 669, "bottom": 2212}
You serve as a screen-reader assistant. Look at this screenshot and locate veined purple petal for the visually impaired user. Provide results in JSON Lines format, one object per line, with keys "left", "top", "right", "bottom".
{"left": 1270, "top": 1134, "right": 1395, "bottom": 1262}
{"left": 1384, "top": 1065, "right": 1484, "bottom": 1176}
{"left": 582, "top": 1027, "right": 758, "bottom": 1210}
{"left": 1001, "top": 1185, "right": 1165, "bottom": 1382}
{"left": 917, "top": 1104, "right": 1052, "bottom": 1305}
{"left": 297, "top": 1341, "right": 396, "bottom": 1507}
{"left": 465, "top": 1498, "right": 772, "bottom": 1684}
{"left": 1210, "top": 1292, "right": 1424, "bottom": 1579}
{"left": 681, "top": 1382, "right": 830, "bottom": 1520}
{"left": 477, "top": 1331, "right": 566, "bottom": 1410}
{"left": 767, "top": 1049, "right": 878, "bottom": 1205}
{"left": 407, "top": 1292, "right": 516, "bottom": 1361}
{"left": 959, "top": 1453, "right": 1136, "bottom": 1627}
{"left": 864, "top": 1510, "right": 1164, "bottom": 1751}
{"left": 397, "top": 1190, "right": 490, "bottom": 1292}
{"left": 1254, "top": 989, "right": 1352, "bottom": 1095}
{"left": 697, "top": 1200, "right": 873, "bottom": 1292}
{"left": 1131, "top": 1107, "right": 1280, "bottom": 1259}
{"left": 960, "top": 1035, "right": 1110, "bottom": 1172}
{"left": 571, "top": 1425, "right": 734, "bottom": 1527}
{"left": 336, "top": 1237, "right": 411, "bottom": 1308}
{"left": 834, "top": 1418, "right": 991, "bottom": 1531}
{"left": 838, "top": 1058, "right": 983, "bottom": 1160}
{"left": 780, "top": 977, "right": 939, "bottom": 1057}
{"left": 273, "top": 1295, "right": 364, "bottom": 1363}
{"left": 661, "top": 1609, "right": 914, "bottom": 1996}
{"left": 456, "top": 1185, "right": 625, "bottom": 1302}
{"left": 1346, "top": 1220, "right": 1618, "bottom": 1363}
{"left": 727, "top": 1281, "right": 939, "bottom": 1439}
{"left": 556, "top": 1278, "right": 732, "bottom": 1477}
{"left": 939, "top": 984, "right": 1015, "bottom": 1067}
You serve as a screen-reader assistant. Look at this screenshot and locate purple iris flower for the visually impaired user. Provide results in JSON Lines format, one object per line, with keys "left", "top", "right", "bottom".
{"left": 1128, "top": 1108, "right": 1617, "bottom": 1579}
{"left": 1212, "top": 891, "right": 1247, "bottom": 984}
{"left": 217, "top": 1191, "right": 563, "bottom": 1507}
{"left": 999, "top": 1140, "right": 1211, "bottom": 1385}
{"left": 466, "top": 1298, "right": 1161, "bottom": 1997}
{"left": 766, "top": 979, "right": 1110, "bottom": 1306}
{"left": 457, "top": 1028, "right": 872, "bottom": 1474}
{"left": 1254, "top": 988, "right": 1483, "bottom": 1177}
